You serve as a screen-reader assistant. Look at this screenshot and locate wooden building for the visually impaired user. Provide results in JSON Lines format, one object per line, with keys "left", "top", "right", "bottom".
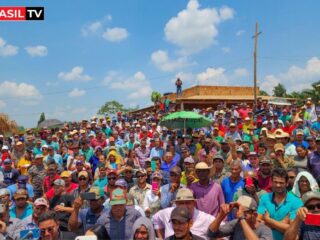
{"left": 130, "top": 85, "right": 294, "bottom": 115}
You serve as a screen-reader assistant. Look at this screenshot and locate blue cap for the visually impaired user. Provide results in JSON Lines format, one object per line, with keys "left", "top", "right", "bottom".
{"left": 3, "top": 159, "right": 12, "bottom": 164}
{"left": 18, "top": 175, "right": 28, "bottom": 183}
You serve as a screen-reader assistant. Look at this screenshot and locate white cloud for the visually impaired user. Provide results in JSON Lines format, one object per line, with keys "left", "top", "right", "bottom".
{"left": 47, "top": 105, "right": 89, "bottom": 121}
{"left": 0, "top": 37, "right": 18, "bottom": 57}
{"left": 222, "top": 47, "right": 231, "bottom": 53}
{"left": 68, "top": 88, "right": 86, "bottom": 97}
{"left": 164, "top": 0, "right": 234, "bottom": 55}
{"left": 58, "top": 66, "right": 92, "bottom": 82}
{"left": 103, "top": 71, "right": 152, "bottom": 100}
{"left": 195, "top": 67, "right": 250, "bottom": 85}
{"left": 102, "top": 27, "right": 128, "bottom": 42}
{"left": 25, "top": 45, "right": 48, "bottom": 57}
{"left": 196, "top": 67, "right": 229, "bottom": 85}
{"left": 105, "top": 15, "right": 112, "bottom": 21}
{"left": 236, "top": 30, "right": 246, "bottom": 36}
{"left": 0, "top": 81, "right": 42, "bottom": 105}
{"left": 151, "top": 50, "right": 194, "bottom": 72}
{"left": 233, "top": 68, "right": 249, "bottom": 78}
{"left": 260, "top": 57, "right": 320, "bottom": 94}
{"left": 82, "top": 21, "right": 103, "bottom": 36}
{"left": 81, "top": 15, "right": 112, "bottom": 36}
{"left": 219, "top": 6, "right": 235, "bottom": 20}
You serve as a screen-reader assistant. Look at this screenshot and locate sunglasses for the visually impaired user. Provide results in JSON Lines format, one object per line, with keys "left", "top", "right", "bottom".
{"left": 15, "top": 197, "right": 27, "bottom": 201}
{"left": 136, "top": 175, "right": 146, "bottom": 178}
{"left": 306, "top": 203, "right": 320, "bottom": 211}
{"left": 79, "top": 177, "right": 87, "bottom": 181}
{"left": 40, "top": 226, "right": 56, "bottom": 235}
{"left": 288, "top": 176, "right": 295, "bottom": 179}
{"left": 170, "top": 173, "right": 179, "bottom": 177}
{"left": 108, "top": 177, "right": 117, "bottom": 180}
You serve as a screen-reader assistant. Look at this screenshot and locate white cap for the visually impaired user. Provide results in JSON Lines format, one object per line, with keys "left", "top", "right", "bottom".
{"left": 42, "top": 144, "right": 48, "bottom": 149}
{"left": 1, "top": 145, "right": 8, "bottom": 151}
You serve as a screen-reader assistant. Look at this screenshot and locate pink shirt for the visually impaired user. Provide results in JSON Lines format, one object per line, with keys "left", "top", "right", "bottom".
{"left": 189, "top": 181, "right": 225, "bottom": 217}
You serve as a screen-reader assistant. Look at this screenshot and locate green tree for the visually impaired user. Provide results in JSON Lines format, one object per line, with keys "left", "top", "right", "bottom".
{"left": 286, "top": 80, "right": 320, "bottom": 106}
{"left": 37, "top": 112, "right": 46, "bottom": 125}
{"left": 259, "top": 90, "right": 269, "bottom": 96}
{"left": 273, "top": 83, "right": 287, "bottom": 97}
{"left": 98, "top": 101, "right": 124, "bottom": 115}
{"left": 151, "top": 91, "right": 162, "bottom": 104}
{"left": 97, "top": 100, "right": 138, "bottom": 115}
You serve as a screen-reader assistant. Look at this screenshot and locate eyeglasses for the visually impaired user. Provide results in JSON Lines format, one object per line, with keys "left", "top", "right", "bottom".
{"left": 108, "top": 177, "right": 117, "bottom": 180}
{"left": 306, "top": 203, "right": 320, "bottom": 211}
{"left": 40, "top": 226, "right": 56, "bottom": 235}
{"left": 288, "top": 176, "right": 295, "bottom": 179}
{"left": 136, "top": 175, "right": 146, "bottom": 178}
{"left": 79, "top": 177, "right": 87, "bottom": 181}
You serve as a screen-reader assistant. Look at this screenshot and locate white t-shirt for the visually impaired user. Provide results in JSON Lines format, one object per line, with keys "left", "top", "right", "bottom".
{"left": 153, "top": 207, "right": 216, "bottom": 240}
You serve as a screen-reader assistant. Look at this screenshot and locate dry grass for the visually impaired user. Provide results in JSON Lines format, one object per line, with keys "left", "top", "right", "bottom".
{"left": 0, "top": 113, "right": 19, "bottom": 135}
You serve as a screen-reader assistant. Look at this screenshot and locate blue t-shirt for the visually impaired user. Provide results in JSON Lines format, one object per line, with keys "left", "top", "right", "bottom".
{"left": 221, "top": 177, "right": 245, "bottom": 220}
{"left": 257, "top": 192, "right": 303, "bottom": 240}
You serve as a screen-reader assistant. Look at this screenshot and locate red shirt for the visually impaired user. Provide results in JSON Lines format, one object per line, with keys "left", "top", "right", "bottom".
{"left": 45, "top": 182, "right": 78, "bottom": 200}
{"left": 238, "top": 108, "right": 249, "bottom": 119}
{"left": 90, "top": 137, "right": 107, "bottom": 149}
{"left": 43, "top": 175, "right": 60, "bottom": 193}
{"left": 257, "top": 173, "right": 272, "bottom": 193}
{"left": 282, "top": 126, "right": 295, "bottom": 136}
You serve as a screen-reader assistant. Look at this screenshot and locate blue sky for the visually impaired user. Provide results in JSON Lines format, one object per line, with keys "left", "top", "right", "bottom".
{"left": 1, "top": 0, "right": 320, "bottom": 127}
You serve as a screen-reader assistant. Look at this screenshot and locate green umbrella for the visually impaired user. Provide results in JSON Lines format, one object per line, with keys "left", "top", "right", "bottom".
{"left": 159, "top": 111, "right": 212, "bottom": 130}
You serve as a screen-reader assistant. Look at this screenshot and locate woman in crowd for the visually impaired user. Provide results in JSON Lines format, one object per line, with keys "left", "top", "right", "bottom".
{"left": 291, "top": 171, "right": 319, "bottom": 199}
{"left": 131, "top": 217, "right": 155, "bottom": 240}
{"left": 293, "top": 145, "right": 309, "bottom": 172}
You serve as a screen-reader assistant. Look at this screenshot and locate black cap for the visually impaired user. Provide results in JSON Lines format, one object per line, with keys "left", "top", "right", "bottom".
{"left": 170, "top": 206, "right": 192, "bottom": 223}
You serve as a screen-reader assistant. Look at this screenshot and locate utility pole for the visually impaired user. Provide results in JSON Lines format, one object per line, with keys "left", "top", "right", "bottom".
{"left": 253, "top": 22, "right": 262, "bottom": 109}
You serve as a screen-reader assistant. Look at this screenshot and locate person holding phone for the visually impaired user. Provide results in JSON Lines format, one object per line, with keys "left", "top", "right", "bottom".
{"left": 143, "top": 171, "right": 162, "bottom": 217}
{"left": 284, "top": 191, "right": 320, "bottom": 239}
{"left": 160, "top": 166, "right": 184, "bottom": 209}
{"left": 233, "top": 171, "right": 266, "bottom": 205}
{"left": 69, "top": 187, "right": 107, "bottom": 234}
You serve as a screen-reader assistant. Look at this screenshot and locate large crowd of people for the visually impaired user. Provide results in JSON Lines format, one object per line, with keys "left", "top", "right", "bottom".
{"left": 0, "top": 97, "right": 319, "bottom": 240}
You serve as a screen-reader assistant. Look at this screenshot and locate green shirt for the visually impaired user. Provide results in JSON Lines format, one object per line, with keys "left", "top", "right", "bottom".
{"left": 213, "top": 135, "right": 223, "bottom": 144}
{"left": 80, "top": 147, "right": 94, "bottom": 162}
